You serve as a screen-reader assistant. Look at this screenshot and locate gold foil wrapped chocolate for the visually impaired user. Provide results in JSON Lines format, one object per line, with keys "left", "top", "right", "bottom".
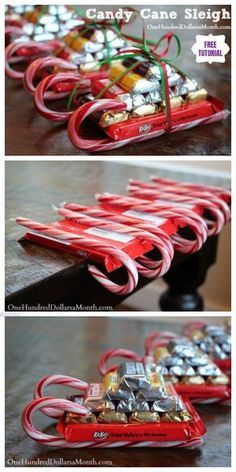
{"left": 187, "top": 88, "right": 208, "bottom": 104}
{"left": 65, "top": 412, "right": 97, "bottom": 424}
{"left": 129, "top": 411, "right": 160, "bottom": 423}
{"left": 98, "top": 411, "right": 128, "bottom": 424}
{"left": 131, "top": 104, "right": 156, "bottom": 118}
{"left": 207, "top": 374, "right": 229, "bottom": 385}
{"left": 161, "top": 412, "right": 182, "bottom": 423}
{"left": 99, "top": 110, "right": 129, "bottom": 128}
{"left": 153, "top": 347, "right": 170, "bottom": 363}
{"left": 103, "top": 371, "right": 120, "bottom": 396}
{"left": 181, "top": 375, "right": 205, "bottom": 385}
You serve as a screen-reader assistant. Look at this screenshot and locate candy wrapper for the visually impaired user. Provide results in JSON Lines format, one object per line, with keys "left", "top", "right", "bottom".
{"left": 21, "top": 371, "right": 206, "bottom": 448}
{"left": 67, "top": 42, "right": 230, "bottom": 151}
{"left": 98, "top": 337, "right": 230, "bottom": 405}
{"left": 183, "top": 321, "right": 231, "bottom": 375}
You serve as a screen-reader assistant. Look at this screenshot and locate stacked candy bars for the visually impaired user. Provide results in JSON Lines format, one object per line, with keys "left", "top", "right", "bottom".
{"left": 82, "top": 59, "right": 204, "bottom": 128}
{"left": 188, "top": 324, "right": 231, "bottom": 361}
{"left": 148, "top": 339, "right": 229, "bottom": 387}
{"left": 65, "top": 363, "right": 192, "bottom": 425}
{"left": 63, "top": 27, "right": 126, "bottom": 69}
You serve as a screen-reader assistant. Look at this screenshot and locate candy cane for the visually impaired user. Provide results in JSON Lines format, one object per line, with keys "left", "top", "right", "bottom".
{"left": 34, "top": 72, "right": 91, "bottom": 121}
{"left": 151, "top": 175, "right": 231, "bottom": 201}
{"left": 34, "top": 375, "right": 89, "bottom": 418}
{"left": 183, "top": 320, "right": 206, "bottom": 337}
{"left": 62, "top": 203, "right": 175, "bottom": 274}
{"left": 21, "top": 396, "right": 91, "bottom": 447}
{"left": 22, "top": 397, "right": 204, "bottom": 448}
{"left": 129, "top": 179, "right": 231, "bottom": 225}
{"left": 96, "top": 194, "right": 208, "bottom": 253}
{"left": 15, "top": 217, "right": 138, "bottom": 294}
{"left": 128, "top": 184, "right": 225, "bottom": 236}
{"left": 5, "top": 41, "right": 57, "bottom": 79}
{"left": 24, "top": 56, "right": 77, "bottom": 99}
{"left": 56, "top": 207, "right": 173, "bottom": 278}
{"left": 68, "top": 99, "right": 128, "bottom": 151}
{"left": 98, "top": 348, "right": 141, "bottom": 376}
{"left": 144, "top": 331, "right": 177, "bottom": 355}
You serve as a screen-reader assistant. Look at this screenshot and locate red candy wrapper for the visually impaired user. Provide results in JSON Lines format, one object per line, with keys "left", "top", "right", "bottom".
{"left": 68, "top": 97, "right": 230, "bottom": 152}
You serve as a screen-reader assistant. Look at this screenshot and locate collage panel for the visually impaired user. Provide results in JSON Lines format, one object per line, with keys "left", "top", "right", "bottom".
{"left": 5, "top": 316, "right": 231, "bottom": 467}
{"left": 5, "top": 160, "right": 231, "bottom": 312}
{"left": 4, "top": 2, "right": 232, "bottom": 470}
{"left": 5, "top": 4, "right": 230, "bottom": 156}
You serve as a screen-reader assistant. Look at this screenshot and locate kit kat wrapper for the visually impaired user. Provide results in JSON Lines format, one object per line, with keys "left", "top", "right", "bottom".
{"left": 103, "top": 99, "right": 218, "bottom": 142}
{"left": 24, "top": 218, "right": 153, "bottom": 273}
{"left": 57, "top": 396, "right": 206, "bottom": 444}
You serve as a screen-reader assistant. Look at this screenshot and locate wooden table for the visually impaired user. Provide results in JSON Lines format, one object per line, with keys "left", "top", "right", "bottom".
{"left": 5, "top": 6, "right": 231, "bottom": 156}
{"left": 5, "top": 161, "right": 223, "bottom": 312}
{"left": 5, "top": 316, "right": 231, "bottom": 467}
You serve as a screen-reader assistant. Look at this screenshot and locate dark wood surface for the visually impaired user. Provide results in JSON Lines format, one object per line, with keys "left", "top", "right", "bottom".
{"left": 5, "top": 161, "right": 224, "bottom": 311}
{"left": 5, "top": 316, "right": 231, "bottom": 467}
{"left": 5, "top": 5, "right": 231, "bottom": 156}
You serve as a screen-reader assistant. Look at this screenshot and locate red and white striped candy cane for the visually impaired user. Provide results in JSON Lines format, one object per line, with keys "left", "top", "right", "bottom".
{"left": 21, "top": 396, "right": 91, "bottom": 447}
{"left": 34, "top": 374, "right": 89, "bottom": 418}
{"left": 56, "top": 207, "right": 173, "bottom": 278}
{"left": 34, "top": 72, "right": 91, "bottom": 121}
{"left": 24, "top": 56, "right": 77, "bottom": 98}
{"left": 144, "top": 331, "right": 177, "bottom": 355}
{"left": 68, "top": 99, "right": 128, "bottom": 151}
{"left": 98, "top": 348, "right": 141, "bottom": 376}
{"left": 5, "top": 40, "right": 58, "bottom": 79}
{"left": 21, "top": 396, "right": 204, "bottom": 447}
{"left": 128, "top": 184, "right": 225, "bottom": 236}
{"left": 96, "top": 194, "right": 208, "bottom": 253}
{"left": 15, "top": 217, "right": 138, "bottom": 294}
{"left": 151, "top": 175, "right": 231, "bottom": 201}
{"left": 130, "top": 179, "right": 231, "bottom": 225}
{"left": 62, "top": 203, "right": 175, "bottom": 272}
{"left": 183, "top": 320, "right": 206, "bottom": 337}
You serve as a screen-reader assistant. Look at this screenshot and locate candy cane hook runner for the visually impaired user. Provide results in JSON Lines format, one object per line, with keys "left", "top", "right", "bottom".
{"left": 34, "top": 72, "right": 91, "bottom": 121}
{"left": 5, "top": 40, "right": 57, "bottom": 79}
{"left": 34, "top": 374, "right": 89, "bottom": 418}
{"left": 24, "top": 56, "right": 77, "bottom": 99}
{"left": 57, "top": 207, "right": 173, "bottom": 278}
{"left": 128, "top": 184, "right": 225, "bottom": 236}
{"left": 98, "top": 348, "right": 142, "bottom": 376}
{"left": 21, "top": 396, "right": 91, "bottom": 447}
{"left": 15, "top": 217, "right": 138, "bottom": 294}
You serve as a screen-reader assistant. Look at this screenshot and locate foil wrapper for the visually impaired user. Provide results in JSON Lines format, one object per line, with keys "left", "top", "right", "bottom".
{"left": 151, "top": 396, "right": 184, "bottom": 413}
{"left": 118, "top": 362, "right": 150, "bottom": 390}
{"left": 197, "top": 364, "right": 222, "bottom": 377}
{"left": 129, "top": 411, "right": 160, "bottom": 423}
{"left": 98, "top": 411, "right": 128, "bottom": 424}
{"left": 116, "top": 399, "right": 137, "bottom": 412}
{"left": 160, "top": 412, "right": 182, "bottom": 422}
{"left": 181, "top": 375, "right": 205, "bottom": 385}
{"left": 65, "top": 412, "right": 97, "bottom": 424}
{"left": 207, "top": 375, "right": 229, "bottom": 385}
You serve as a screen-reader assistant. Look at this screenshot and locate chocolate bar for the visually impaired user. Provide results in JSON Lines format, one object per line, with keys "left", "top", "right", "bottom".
{"left": 97, "top": 411, "right": 128, "bottom": 424}
{"left": 117, "top": 362, "right": 150, "bottom": 390}
{"left": 129, "top": 411, "right": 160, "bottom": 423}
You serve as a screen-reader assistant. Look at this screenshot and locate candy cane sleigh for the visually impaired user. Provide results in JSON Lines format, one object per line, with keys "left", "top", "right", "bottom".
{"left": 22, "top": 373, "right": 206, "bottom": 448}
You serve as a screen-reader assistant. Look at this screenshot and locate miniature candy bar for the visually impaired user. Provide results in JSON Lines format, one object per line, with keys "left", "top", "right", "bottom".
{"left": 21, "top": 372, "right": 206, "bottom": 447}
{"left": 117, "top": 361, "right": 150, "bottom": 390}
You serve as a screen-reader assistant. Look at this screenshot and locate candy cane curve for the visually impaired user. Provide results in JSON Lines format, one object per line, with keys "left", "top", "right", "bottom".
{"left": 128, "top": 183, "right": 231, "bottom": 230}
{"left": 183, "top": 320, "right": 206, "bottom": 337}
{"left": 21, "top": 396, "right": 91, "bottom": 447}
{"left": 5, "top": 41, "right": 57, "bottom": 79}
{"left": 68, "top": 99, "right": 128, "bottom": 151}
{"left": 34, "top": 72, "right": 91, "bottom": 121}
{"left": 98, "top": 348, "right": 142, "bottom": 376}
{"left": 144, "top": 331, "right": 177, "bottom": 355}
{"left": 56, "top": 207, "right": 173, "bottom": 278}
{"left": 34, "top": 374, "right": 89, "bottom": 418}
{"left": 21, "top": 397, "right": 204, "bottom": 448}
{"left": 24, "top": 56, "right": 77, "bottom": 99}
{"left": 15, "top": 217, "right": 138, "bottom": 295}
{"left": 96, "top": 194, "right": 208, "bottom": 254}
{"left": 128, "top": 185, "right": 225, "bottom": 236}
